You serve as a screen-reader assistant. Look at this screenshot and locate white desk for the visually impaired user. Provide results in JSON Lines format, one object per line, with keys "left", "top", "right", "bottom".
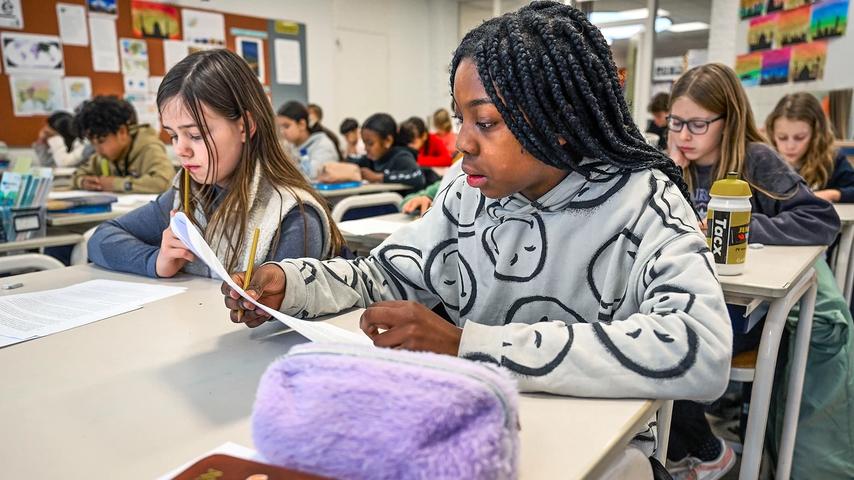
{"left": 0, "top": 265, "right": 657, "bottom": 479}
{"left": 46, "top": 191, "right": 157, "bottom": 228}
{"left": 317, "top": 182, "right": 409, "bottom": 199}
{"left": 718, "top": 245, "right": 823, "bottom": 480}
{"left": 831, "top": 203, "right": 854, "bottom": 303}
{"left": 0, "top": 232, "right": 84, "bottom": 254}
{"left": 339, "top": 212, "right": 415, "bottom": 252}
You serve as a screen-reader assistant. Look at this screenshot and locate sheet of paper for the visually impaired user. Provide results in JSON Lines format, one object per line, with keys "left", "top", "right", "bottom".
{"left": 2, "top": 32, "right": 64, "bottom": 75}
{"left": 89, "top": 16, "right": 120, "bottom": 72}
{"left": 63, "top": 76, "right": 92, "bottom": 112}
{"left": 0, "top": 0, "right": 23, "bottom": 29}
{"left": 57, "top": 3, "right": 88, "bottom": 46}
{"left": 163, "top": 40, "right": 187, "bottom": 72}
{"left": 339, "top": 218, "right": 411, "bottom": 236}
{"left": 170, "top": 212, "right": 371, "bottom": 345}
{"left": 9, "top": 75, "right": 65, "bottom": 116}
{"left": 274, "top": 38, "right": 302, "bottom": 85}
{"left": 119, "top": 38, "right": 149, "bottom": 76}
{"left": 182, "top": 9, "right": 225, "bottom": 46}
{"left": 0, "top": 280, "right": 186, "bottom": 345}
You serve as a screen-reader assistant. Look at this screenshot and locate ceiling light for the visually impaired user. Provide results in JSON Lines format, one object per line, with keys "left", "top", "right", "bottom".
{"left": 666, "top": 22, "right": 710, "bottom": 33}
{"left": 599, "top": 17, "right": 673, "bottom": 41}
{"left": 590, "top": 8, "right": 671, "bottom": 25}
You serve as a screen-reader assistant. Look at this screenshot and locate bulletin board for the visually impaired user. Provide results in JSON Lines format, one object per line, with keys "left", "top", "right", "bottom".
{"left": 0, "top": 0, "right": 307, "bottom": 147}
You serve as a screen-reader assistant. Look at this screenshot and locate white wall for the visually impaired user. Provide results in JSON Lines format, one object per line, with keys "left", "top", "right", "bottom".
{"left": 709, "top": 0, "right": 854, "bottom": 125}
{"left": 169, "top": 0, "right": 458, "bottom": 137}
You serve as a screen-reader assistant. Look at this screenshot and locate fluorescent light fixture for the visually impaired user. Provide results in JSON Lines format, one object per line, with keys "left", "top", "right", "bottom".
{"left": 599, "top": 17, "right": 673, "bottom": 41}
{"left": 590, "top": 8, "right": 670, "bottom": 24}
{"left": 666, "top": 22, "right": 710, "bottom": 33}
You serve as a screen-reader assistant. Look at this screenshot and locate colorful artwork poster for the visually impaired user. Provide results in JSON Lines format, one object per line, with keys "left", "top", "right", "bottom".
{"left": 761, "top": 47, "right": 791, "bottom": 85}
{"left": 9, "top": 75, "right": 64, "bottom": 116}
{"left": 785, "top": 0, "right": 815, "bottom": 10}
{"left": 790, "top": 40, "right": 827, "bottom": 81}
{"left": 87, "top": 0, "right": 117, "bottom": 16}
{"left": 236, "top": 37, "right": 265, "bottom": 83}
{"left": 131, "top": 0, "right": 181, "bottom": 40}
{"left": 1, "top": 33, "right": 64, "bottom": 75}
{"left": 736, "top": 52, "right": 763, "bottom": 86}
{"left": 749, "top": 13, "right": 779, "bottom": 51}
{"left": 767, "top": 0, "right": 786, "bottom": 13}
{"left": 811, "top": 0, "right": 849, "bottom": 39}
{"left": 119, "top": 38, "right": 149, "bottom": 76}
{"left": 741, "top": 0, "right": 766, "bottom": 19}
{"left": 779, "top": 5, "right": 812, "bottom": 45}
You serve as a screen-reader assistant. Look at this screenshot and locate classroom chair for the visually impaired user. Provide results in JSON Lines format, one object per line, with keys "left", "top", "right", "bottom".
{"left": 69, "top": 227, "right": 97, "bottom": 266}
{"left": 331, "top": 192, "right": 403, "bottom": 222}
{"left": 0, "top": 253, "right": 65, "bottom": 275}
{"left": 729, "top": 270, "right": 817, "bottom": 480}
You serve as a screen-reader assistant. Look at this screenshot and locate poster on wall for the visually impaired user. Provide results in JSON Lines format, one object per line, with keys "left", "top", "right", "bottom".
{"left": 57, "top": 3, "right": 89, "bottom": 46}
{"left": 63, "top": 76, "right": 92, "bottom": 112}
{"left": 89, "top": 16, "right": 120, "bottom": 72}
{"left": 1, "top": 33, "right": 64, "bottom": 75}
{"left": 767, "top": 0, "right": 785, "bottom": 14}
{"left": 784, "top": 0, "right": 814, "bottom": 10}
{"left": 9, "top": 76, "right": 64, "bottom": 116}
{"left": 811, "top": 0, "right": 849, "bottom": 40}
{"left": 761, "top": 47, "right": 791, "bottom": 85}
{"left": 791, "top": 41, "right": 827, "bottom": 81}
{"left": 131, "top": 0, "right": 181, "bottom": 40}
{"left": 779, "top": 5, "right": 811, "bottom": 45}
{"left": 0, "top": 0, "right": 23, "bottom": 29}
{"left": 741, "top": 0, "right": 766, "bottom": 19}
{"left": 119, "top": 38, "right": 149, "bottom": 76}
{"left": 274, "top": 38, "right": 302, "bottom": 85}
{"left": 87, "top": 0, "right": 117, "bottom": 16}
{"left": 235, "top": 37, "right": 265, "bottom": 83}
{"left": 736, "top": 52, "right": 763, "bottom": 86}
{"left": 749, "top": 14, "right": 779, "bottom": 51}
{"left": 182, "top": 9, "right": 225, "bottom": 46}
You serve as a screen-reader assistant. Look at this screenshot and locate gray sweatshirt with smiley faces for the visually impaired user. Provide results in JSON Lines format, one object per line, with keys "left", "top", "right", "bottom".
{"left": 275, "top": 162, "right": 732, "bottom": 401}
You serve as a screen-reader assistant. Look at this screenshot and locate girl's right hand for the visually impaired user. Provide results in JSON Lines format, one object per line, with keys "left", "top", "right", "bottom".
{"left": 669, "top": 142, "right": 689, "bottom": 168}
{"left": 222, "top": 264, "right": 287, "bottom": 328}
{"left": 402, "top": 196, "right": 432, "bottom": 216}
{"left": 155, "top": 225, "right": 196, "bottom": 278}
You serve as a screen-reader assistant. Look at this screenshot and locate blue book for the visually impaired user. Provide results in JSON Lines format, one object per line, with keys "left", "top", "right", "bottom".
{"left": 313, "top": 181, "right": 362, "bottom": 191}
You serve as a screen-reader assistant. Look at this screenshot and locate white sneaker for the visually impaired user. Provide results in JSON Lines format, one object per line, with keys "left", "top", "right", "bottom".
{"left": 667, "top": 438, "right": 736, "bottom": 480}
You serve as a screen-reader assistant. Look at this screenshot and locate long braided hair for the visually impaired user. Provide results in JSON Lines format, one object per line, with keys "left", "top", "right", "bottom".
{"left": 450, "top": 1, "right": 691, "bottom": 203}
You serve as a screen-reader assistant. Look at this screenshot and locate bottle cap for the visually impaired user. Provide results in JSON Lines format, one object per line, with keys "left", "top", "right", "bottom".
{"left": 710, "top": 171, "right": 752, "bottom": 197}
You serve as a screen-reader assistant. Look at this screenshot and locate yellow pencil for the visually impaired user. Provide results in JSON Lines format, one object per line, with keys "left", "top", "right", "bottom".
{"left": 183, "top": 168, "right": 191, "bottom": 216}
{"left": 237, "top": 227, "right": 261, "bottom": 322}
{"left": 100, "top": 159, "right": 110, "bottom": 177}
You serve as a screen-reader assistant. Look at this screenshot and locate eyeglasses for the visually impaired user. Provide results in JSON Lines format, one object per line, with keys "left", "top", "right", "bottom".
{"left": 666, "top": 114, "right": 724, "bottom": 135}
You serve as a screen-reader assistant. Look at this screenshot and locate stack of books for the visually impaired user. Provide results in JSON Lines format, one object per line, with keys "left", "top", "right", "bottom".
{"left": 0, "top": 168, "right": 54, "bottom": 209}
{"left": 46, "top": 194, "right": 117, "bottom": 214}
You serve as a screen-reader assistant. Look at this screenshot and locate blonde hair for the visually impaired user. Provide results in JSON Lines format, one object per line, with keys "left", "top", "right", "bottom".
{"left": 669, "top": 63, "right": 767, "bottom": 194}
{"left": 765, "top": 92, "right": 836, "bottom": 189}
{"left": 432, "top": 108, "right": 453, "bottom": 133}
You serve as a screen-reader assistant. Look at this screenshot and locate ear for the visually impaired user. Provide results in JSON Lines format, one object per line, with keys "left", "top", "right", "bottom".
{"left": 384, "top": 135, "right": 394, "bottom": 149}
{"left": 241, "top": 112, "right": 257, "bottom": 143}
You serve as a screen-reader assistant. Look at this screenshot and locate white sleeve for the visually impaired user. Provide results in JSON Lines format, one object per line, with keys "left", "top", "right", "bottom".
{"left": 47, "top": 136, "right": 86, "bottom": 167}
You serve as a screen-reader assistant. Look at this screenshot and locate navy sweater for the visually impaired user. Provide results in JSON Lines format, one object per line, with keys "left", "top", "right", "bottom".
{"left": 826, "top": 152, "right": 854, "bottom": 203}
{"left": 349, "top": 146, "right": 425, "bottom": 190}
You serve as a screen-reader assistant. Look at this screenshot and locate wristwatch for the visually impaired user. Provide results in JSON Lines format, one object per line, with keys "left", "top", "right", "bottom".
{"left": 124, "top": 180, "right": 133, "bottom": 192}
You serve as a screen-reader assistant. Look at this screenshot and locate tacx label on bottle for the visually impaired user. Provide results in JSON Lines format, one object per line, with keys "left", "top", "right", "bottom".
{"left": 707, "top": 210, "right": 749, "bottom": 265}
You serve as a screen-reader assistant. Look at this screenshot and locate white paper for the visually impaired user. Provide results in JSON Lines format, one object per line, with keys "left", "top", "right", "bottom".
{"left": 57, "top": 3, "right": 88, "bottom": 46}
{"left": 0, "top": 0, "right": 23, "bottom": 29}
{"left": 123, "top": 75, "right": 148, "bottom": 94}
{"left": 163, "top": 39, "right": 187, "bottom": 72}
{"left": 89, "top": 16, "right": 120, "bottom": 72}
{"left": 1, "top": 33, "right": 64, "bottom": 75}
{"left": 170, "top": 212, "right": 371, "bottom": 345}
{"left": 63, "top": 76, "right": 92, "bottom": 112}
{"left": 236, "top": 37, "right": 265, "bottom": 83}
{"left": 339, "top": 217, "right": 411, "bottom": 236}
{"left": 9, "top": 75, "right": 65, "bottom": 116}
{"left": 119, "top": 37, "right": 149, "bottom": 76}
{"left": 87, "top": 0, "right": 117, "bottom": 17}
{"left": 182, "top": 9, "right": 225, "bottom": 46}
{"left": 0, "top": 280, "right": 186, "bottom": 345}
{"left": 148, "top": 75, "right": 163, "bottom": 96}
{"left": 274, "top": 38, "right": 302, "bottom": 85}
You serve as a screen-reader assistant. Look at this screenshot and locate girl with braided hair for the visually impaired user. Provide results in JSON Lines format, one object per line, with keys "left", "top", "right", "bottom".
{"left": 223, "top": 1, "right": 731, "bottom": 469}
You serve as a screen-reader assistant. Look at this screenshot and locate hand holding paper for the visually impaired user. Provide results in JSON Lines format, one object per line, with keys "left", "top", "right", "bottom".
{"left": 169, "top": 212, "right": 371, "bottom": 345}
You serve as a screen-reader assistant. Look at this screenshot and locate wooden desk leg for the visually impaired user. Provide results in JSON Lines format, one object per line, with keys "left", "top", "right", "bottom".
{"left": 738, "top": 270, "right": 815, "bottom": 480}
{"left": 775, "top": 277, "right": 817, "bottom": 479}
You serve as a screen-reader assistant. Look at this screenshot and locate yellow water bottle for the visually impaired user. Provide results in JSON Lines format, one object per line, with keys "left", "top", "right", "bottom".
{"left": 707, "top": 172, "right": 752, "bottom": 276}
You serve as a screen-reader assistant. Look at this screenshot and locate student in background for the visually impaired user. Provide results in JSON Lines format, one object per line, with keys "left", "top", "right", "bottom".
{"left": 33, "top": 111, "right": 93, "bottom": 168}
{"left": 432, "top": 108, "right": 457, "bottom": 155}
{"left": 88, "top": 49, "right": 344, "bottom": 280}
{"left": 223, "top": 6, "right": 732, "bottom": 478}
{"left": 645, "top": 92, "right": 669, "bottom": 151}
{"left": 667, "top": 63, "right": 840, "bottom": 480}
{"left": 347, "top": 113, "right": 424, "bottom": 190}
{"left": 339, "top": 117, "right": 365, "bottom": 159}
{"left": 399, "top": 116, "right": 453, "bottom": 168}
{"left": 72, "top": 96, "right": 175, "bottom": 193}
{"left": 306, "top": 103, "right": 343, "bottom": 157}
{"left": 766, "top": 92, "right": 854, "bottom": 203}
{"left": 277, "top": 101, "right": 340, "bottom": 179}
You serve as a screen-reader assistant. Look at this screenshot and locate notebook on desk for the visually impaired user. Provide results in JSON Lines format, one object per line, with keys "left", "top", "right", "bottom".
{"left": 313, "top": 181, "right": 362, "bottom": 190}
{"left": 46, "top": 194, "right": 117, "bottom": 214}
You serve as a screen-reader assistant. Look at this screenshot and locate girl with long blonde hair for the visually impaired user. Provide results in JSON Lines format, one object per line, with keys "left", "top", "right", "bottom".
{"left": 88, "top": 49, "right": 344, "bottom": 303}
{"left": 766, "top": 92, "right": 854, "bottom": 203}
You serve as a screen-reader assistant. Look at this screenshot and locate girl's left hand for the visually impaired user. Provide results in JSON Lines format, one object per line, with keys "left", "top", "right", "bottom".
{"left": 360, "top": 300, "right": 462, "bottom": 355}
{"left": 814, "top": 189, "right": 841, "bottom": 203}
{"left": 360, "top": 168, "right": 384, "bottom": 183}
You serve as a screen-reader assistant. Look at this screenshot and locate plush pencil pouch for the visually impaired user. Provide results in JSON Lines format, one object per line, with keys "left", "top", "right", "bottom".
{"left": 252, "top": 343, "right": 519, "bottom": 480}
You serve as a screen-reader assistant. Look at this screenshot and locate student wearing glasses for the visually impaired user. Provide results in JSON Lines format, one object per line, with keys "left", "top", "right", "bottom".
{"left": 665, "top": 63, "right": 839, "bottom": 479}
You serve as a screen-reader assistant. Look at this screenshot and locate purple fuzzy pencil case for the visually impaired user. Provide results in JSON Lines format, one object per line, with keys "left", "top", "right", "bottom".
{"left": 252, "top": 343, "right": 519, "bottom": 480}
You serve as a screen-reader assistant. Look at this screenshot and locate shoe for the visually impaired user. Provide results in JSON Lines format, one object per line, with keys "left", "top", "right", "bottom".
{"left": 667, "top": 438, "right": 736, "bottom": 480}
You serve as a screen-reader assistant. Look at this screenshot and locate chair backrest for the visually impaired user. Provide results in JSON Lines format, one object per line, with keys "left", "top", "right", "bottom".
{"left": 331, "top": 192, "right": 404, "bottom": 223}
{"left": 0, "top": 253, "right": 65, "bottom": 275}
{"left": 69, "top": 227, "right": 97, "bottom": 266}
